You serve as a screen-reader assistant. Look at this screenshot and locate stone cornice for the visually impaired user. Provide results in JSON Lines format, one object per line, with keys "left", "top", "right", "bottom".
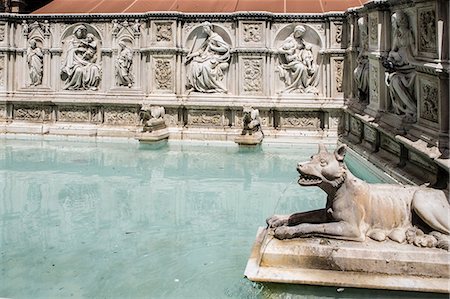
{"left": 0, "top": 11, "right": 346, "bottom": 23}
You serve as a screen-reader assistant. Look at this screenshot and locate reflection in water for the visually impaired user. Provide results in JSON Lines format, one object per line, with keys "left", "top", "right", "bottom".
{"left": 0, "top": 139, "right": 443, "bottom": 299}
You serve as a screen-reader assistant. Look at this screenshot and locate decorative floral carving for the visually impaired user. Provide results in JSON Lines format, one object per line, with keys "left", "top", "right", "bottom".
{"left": 420, "top": 83, "right": 439, "bottom": 123}
{"left": 335, "top": 59, "right": 343, "bottom": 93}
{"left": 164, "top": 108, "right": 178, "bottom": 126}
{"left": 243, "top": 23, "right": 262, "bottom": 43}
{"left": 280, "top": 112, "right": 320, "bottom": 128}
{"left": 350, "top": 117, "right": 362, "bottom": 135}
{"left": 15, "top": 107, "right": 42, "bottom": 120}
{"left": 155, "top": 23, "right": 172, "bottom": 42}
{"left": 335, "top": 23, "right": 342, "bottom": 44}
{"left": 364, "top": 126, "right": 377, "bottom": 143}
{"left": 369, "top": 63, "right": 378, "bottom": 104}
{"left": 369, "top": 15, "right": 378, "bottom": 48}
{"left": 0, "top": 24, "right": 5, "bottom": 41}
{"left": 154, "top": 59, "right": 172, "bottom": 90}
{"left": 188, "top": 111, "right": 222, "bottom": 126}
{"left": 419, "top": 8, "right": 436, "bottom": 53}
{"left": 243, "top": 58, "right": 262, "bottom": 93}
{"left": 58, "top": 106, "right": 89, "bottom": 122}
{"left": 14, "top": 106, "right": 51, "bottom": 121}
{"left": 104, "top": 107, "right": 138, "bottom": 125}
{"left": 0, "top": 56, "right": 5, "bottom": 86}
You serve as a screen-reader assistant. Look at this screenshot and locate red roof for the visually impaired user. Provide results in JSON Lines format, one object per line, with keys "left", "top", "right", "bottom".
{"left": 32, "top": 0, "right": 367, "bottom": 14}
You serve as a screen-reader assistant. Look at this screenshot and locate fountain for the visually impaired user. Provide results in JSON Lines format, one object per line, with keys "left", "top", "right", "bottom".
{"left": 136, "top": 104, "right": 169, "bottom": 143}
{"left": 245, "top": 144, "right": 450, "bottom": 293}
{"left": 234, "top": 106, "right": 264, "bottom": 146}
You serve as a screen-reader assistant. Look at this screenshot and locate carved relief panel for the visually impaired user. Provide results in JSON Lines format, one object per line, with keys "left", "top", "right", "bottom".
{"left": 239, "top": 21, "right": 264, "bottom": 47}
{"left": 369, "top": 61, "right": 379, "bottom": 105}
{"left": 151, "top": 55, "right": 174, "bottom": 93}
{"left": 331, "top": 58, "right": 344, "bottom": 96}
{"left": 0, "top": 55, "right": 5, "bottom": 89}
{"left": 13, "top": 105, "right": 52, "bottom": 121}
{"left": 279, "top": 112, "right": 321, "bottom": 129}
{"left": 418, "top": 75, "right": 439, "bottom": 126}
{"left": 151, "top": 21, "right": 175, "bottom": 46}
{"left": 274, "top": 24, "right": 322, "bottom": 95}
{"left": 104, "top": 107, "right": 139, "bottom": 125}
{"left": 417, "top": 6, "right": 437, "bottom": 58}
{"left": 331, "top": 22, "right": 343, "bottom": 48}
{"left": 57, "top": 106, "right": 92, "bottom": 122}
{"left": 187, "top": 110, "right": 226, "bottom": 127}
{"left": 368, "top": 13, "right": 379, "bottom": 50}
{"left": 60, "top": 24, "right": 102, "bottom": 91}
{"left": 240, "top": 56, "right": 264, "bottom": 95}
{"left": 0, "top": 22, "right": 6, "bottom": 44}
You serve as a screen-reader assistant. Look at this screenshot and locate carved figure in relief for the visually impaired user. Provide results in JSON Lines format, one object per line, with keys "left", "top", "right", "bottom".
{"left": 267, "top": 144, "right": 449, "bottom": 250}
{"left": 115, "top": 41, "right": 133, "bottom": 87}
{"left": 382, "top": 12, "right": 416, "bottom": 122}
{"left": 61, "top": 24, "right": 101, "bottom": 90}
{"left": 186, "top": 22, "right": 231, "bottom": 93}
{"left": 277, "top": 25, "right": 319, "bottom": 94}
{"left": 26, "top": 40, "right": 43, "bottom": 86}
{"left": 354, "top": 17, "right": 369, "bottom": 102}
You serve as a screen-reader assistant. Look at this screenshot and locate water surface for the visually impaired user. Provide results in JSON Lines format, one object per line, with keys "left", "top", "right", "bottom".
{"left": 0, "top": 139, "right": 444, "bottom": 298}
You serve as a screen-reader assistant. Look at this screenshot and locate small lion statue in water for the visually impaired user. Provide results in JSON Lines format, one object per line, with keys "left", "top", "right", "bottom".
{"left": 267, "top": 144, "right": 450, "bottom": 250}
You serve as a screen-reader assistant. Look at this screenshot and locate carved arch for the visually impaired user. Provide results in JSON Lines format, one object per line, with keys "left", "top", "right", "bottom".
{"left": 185, "top": 23, "right": 233, "bottom": 50}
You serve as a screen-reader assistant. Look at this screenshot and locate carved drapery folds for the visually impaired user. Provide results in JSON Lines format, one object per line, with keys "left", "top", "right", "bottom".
{"left": 354, "top": 17, "right": 369, "bottom": 102}
{"left": 61, "top": 24, "right": 102, "bottom": 90}
{"left": 185, "top": 22, "right": 231, "bottom": 93}
{"left": 115, "top": 40, "right": 134, "bottom": 87}
{"left": 27, "top": 39, "right": 43, "bottom": 86}
{"left": 383, "top": 11, "right": 416, "bottom": 123}
{"left": 276, "top": 25, "right": 320, "bottom": 95}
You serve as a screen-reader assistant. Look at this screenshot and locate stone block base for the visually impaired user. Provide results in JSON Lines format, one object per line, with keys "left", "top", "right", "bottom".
{"left": 136, "top": 129, "right": 169, "bottom": 143}
{"left": 234, "top": 132, "right": 263, "bottom": 145}
{"left": 245, "top": 228, "right": 450, "bottom": 293}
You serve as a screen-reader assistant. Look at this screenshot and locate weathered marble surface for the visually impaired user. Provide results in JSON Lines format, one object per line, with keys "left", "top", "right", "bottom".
{"left": 245, "top": 227, "right": 450, "bottom": 293}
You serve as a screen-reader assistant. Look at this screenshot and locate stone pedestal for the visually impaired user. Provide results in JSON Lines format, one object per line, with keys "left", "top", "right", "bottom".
{"left": 234, "top": 132, "right": 263, "bottom": 146}
{"left": 136, "top": 128, "right": 169, "bottom": 143}
{"left": 245, "top": 228, "right": 450, "bottom": 293}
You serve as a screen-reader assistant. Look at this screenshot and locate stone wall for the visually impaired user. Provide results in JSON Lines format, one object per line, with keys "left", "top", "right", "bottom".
{"left": 343, "top": 0, "right": 449, "bottom": 187}
{"left": 0, "top": 12, "right": 346, "bottom": 141}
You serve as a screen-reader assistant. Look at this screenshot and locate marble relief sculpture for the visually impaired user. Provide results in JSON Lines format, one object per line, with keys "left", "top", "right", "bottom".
{"left": 61, "top": 25, "right": 101, "bottom": 90}
{"left": 115, "top": 41, "right": 133, "bottom": 87}
{"left": 26, "top": 40, "right": 43, "bottom": 86}
{"left": 267, "top": 144, "right": 449, "bottom": 249}
{"left": 186, "top": 22, "right": 231, "bottom": 93}
{"left": 353, "top": 17, "right": 369, "bottom": 102}
{"left": 241, "top": 106, "right": 263, "bottom": 137}
{"left": 382, "top": 12, "right": 416, "bottom": 123}
{"left": 277, "top": 25, "right": 319, "bottom": 94}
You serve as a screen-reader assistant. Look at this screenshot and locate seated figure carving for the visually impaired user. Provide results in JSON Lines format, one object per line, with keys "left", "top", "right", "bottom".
{"left": 277, "top": 25, "right": 319, "bottom": 94}
{"left": 186, "top": 22, "right": 230, "bottom": 93}
{"left": 267, "top": 144, "right": 450, "bottom": 250}
{"left": 60, "top": 25, "right": 101, "bottom": 90}
{"left": 382, "top": 12, "right": 416, "bottom": 123}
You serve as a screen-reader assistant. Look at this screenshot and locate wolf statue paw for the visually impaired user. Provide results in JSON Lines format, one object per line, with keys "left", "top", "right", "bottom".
{"left": 266, "top": 215, "right": 289, "bottom": 228}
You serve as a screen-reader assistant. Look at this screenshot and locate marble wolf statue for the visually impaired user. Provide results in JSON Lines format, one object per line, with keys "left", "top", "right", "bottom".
{"left": 267, "top": 144, "right": 450, "bottom": 249}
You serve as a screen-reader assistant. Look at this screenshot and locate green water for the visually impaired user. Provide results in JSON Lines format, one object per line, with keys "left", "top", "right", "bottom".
{"left": 0, "top": 139, "right": 445, "bottom": 299}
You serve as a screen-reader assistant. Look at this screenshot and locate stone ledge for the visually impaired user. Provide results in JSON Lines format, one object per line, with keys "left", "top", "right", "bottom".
{"left": 245, "top": 227, "right": 450, "bottom": 294}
